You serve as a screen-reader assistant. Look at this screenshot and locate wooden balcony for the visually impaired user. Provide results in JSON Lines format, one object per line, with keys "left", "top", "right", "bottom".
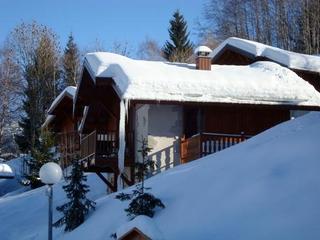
{"left": 56, "top": 131, "right": 80, "bottom": 169}
{"left": 181, "top": 132, "right": 251, "bottom": 164}
{"left": 80, "top": 130, "right": 134, "bottom": 172}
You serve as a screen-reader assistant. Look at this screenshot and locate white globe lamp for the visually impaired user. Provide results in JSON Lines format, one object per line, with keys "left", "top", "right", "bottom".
{"left": 40, "top": 162, "right": 62, "bottom": 185}
{"left": 39, "top": 162, "right": 62, "bottom": 240}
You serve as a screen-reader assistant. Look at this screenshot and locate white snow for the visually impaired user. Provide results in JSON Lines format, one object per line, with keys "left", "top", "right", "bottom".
{"left": 116, "top": 215, "right": 163, "bottom": 240}
{"left": 41, "top": 115, "right": 55, "bottom": 129}
{"left": 194, "top": 45, "right": 212, "bottom": 54}
{"left": 0, "top": 163, "right": 14, "bottom": 178}
{"left": 83, "top": 52, "right": 320, "bottom": 107}
{"left": 1, "top": 112, "right": 320, "bottom": 239}
{"left": 0, "top": 158, "right": 28, "bottom": 196}
{"left": 0, "top": 173, "right": 107, "bottom": 240}
{"left": 47, "top": 86, "right": 76, "bottom": 114}
{"left": 210, "top": 37, "right": 320, "bottom": 73}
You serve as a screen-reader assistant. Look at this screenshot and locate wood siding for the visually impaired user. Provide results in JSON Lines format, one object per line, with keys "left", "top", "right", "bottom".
{"left": 202, "top": 105, "right": 290, "bottom": 135}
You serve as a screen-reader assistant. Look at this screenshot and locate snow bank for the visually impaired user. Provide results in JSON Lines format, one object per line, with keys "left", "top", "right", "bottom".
{"left": 211, "top": 37, "right": 320, "bottom": 72}
{"left": 0, "top": 163, "right": 14, "bottom": 178}
{"left": 84, "top": 52, "right": 320, "bottom": 107}
{"left": 59, "top": 112, "right": 320, "bottom": 240}
{"left": 2, "top": 113, "right": 320, "bottom": 239}
{"left": 0, "top": 173, "right": 107, "bottom": 240}
{"left": 0, "top": 158, "right": 28, "bottom": 197}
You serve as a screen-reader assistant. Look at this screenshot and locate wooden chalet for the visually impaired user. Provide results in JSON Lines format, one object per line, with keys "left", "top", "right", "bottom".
{"left": 45, "top": 41, "right": 320, "bottom": 192}
{"left": 42, "top": 86, "right": 79, "bottom": 170}
{"left": 210, "top": 37, "right": 320, "bottom": 92}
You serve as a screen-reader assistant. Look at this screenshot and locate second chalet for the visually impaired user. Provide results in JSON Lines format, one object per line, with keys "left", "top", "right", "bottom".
{"left": 44, "top": 38, "right": 320, "bottom": 192}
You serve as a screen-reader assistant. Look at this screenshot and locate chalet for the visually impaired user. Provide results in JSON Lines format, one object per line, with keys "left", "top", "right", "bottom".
{"left": 210, "top": 37, "right": 320, "bottom": 92}
{"left": 42, "top": 86, "right": 79, "bottom": 170}
{"left": 45, "top": 41, "right": 320, "bottom": 192}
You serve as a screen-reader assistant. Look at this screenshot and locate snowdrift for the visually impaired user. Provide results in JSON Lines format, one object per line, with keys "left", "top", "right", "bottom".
{"left": 1, "top": 112, "right": 320, "bottom": 239}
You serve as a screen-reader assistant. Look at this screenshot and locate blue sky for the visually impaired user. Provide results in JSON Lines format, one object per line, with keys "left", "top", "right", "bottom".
{"left": 0, "top": 0, "right": 205, "bottom": 52}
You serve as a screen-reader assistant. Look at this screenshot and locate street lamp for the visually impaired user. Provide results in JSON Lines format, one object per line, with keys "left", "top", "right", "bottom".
{"left": 40, "top": 162, "right": 62, "bottom": 240}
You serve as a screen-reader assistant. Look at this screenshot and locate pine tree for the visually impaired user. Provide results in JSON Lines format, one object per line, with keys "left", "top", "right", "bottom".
{"left": 15, "top": 63, "right": 42, "bottom": 153}
{"left": 14, "top": 23, "right": 60, "bottom": 153}
{"left": 163, "top": 10, "right": 193, "bottom": 62}
{"left": 62, "top": 34, "right": 80, "bottom": 87}
{"left": 24, "top": 129, "right": 57, "bottom": 188}
{"left": 54, "top": 160, "right": 95, "bottom": 232}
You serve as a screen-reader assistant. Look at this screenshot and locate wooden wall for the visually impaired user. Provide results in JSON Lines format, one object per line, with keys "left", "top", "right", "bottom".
{"left": 202, "top": 105, "right": 290, "bottom": 135}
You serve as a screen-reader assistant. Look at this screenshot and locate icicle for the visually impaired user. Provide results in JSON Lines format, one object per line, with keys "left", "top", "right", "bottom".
{"left": 117, "top": 99, "right": 126, "bottom": 190}
{"left": 125, "top": 99, "right": 130, "bottom": 123}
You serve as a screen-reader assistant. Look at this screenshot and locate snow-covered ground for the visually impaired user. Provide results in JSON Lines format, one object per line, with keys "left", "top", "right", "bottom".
{"left": 0, "top": 157, "right": 28, "bottom": 197}
{"left": 1, "top": 112, "right": 320, "bottom": 239}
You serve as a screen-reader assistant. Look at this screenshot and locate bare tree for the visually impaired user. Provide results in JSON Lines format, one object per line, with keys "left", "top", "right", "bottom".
{"left": 0, "top": 46, "right": 22, "bottom": 153}
{"left": 297, "top": 0, "right": 320, "bottom": 54}
{"left": 199, "top": 0, "right": 304, "bottom": 51}
{"left": 137, "top": 37, "right": 164, "bottom": 61}
{"left": 111, "top": 40, "right": 133, "bottom": 57}
{"left": 7, "top": 22, "right": 61, "bottom": 153}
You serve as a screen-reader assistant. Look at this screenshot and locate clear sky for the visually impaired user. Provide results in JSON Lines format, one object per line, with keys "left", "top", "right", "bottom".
{"left": 0, "top": 0, "right": 205, "bottom": 52}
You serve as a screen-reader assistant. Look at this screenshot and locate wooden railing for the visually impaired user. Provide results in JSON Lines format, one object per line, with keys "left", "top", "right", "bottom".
{"left": 80, "top": 130, "right": 97, "bottom": 160}
{"left": 56, "top": 131, "right": 80, "bottom": 169}
{"left": 181, "top": 132, "right": 251, "bottom": 164}
{"left": 80, "top": 130, "right": 134, "bottom": 167}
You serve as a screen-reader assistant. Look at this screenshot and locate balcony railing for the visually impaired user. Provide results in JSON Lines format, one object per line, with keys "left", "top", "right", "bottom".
{"left": 80, "top": 130, "right": 134, "bottom": 170}
{"left": 181, "top": 132, "right": 251, "bottom": 164}
{"left": 56, "top": 131, "right": 80, "bottom": 169}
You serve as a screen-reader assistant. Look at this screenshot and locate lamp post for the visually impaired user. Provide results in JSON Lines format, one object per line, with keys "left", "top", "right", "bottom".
{"left": 40, "top": 162, "right": 62, "bottom": 240}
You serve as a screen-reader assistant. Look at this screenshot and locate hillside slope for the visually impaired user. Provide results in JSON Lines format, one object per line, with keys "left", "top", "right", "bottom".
{"left": 1, "top": 112, "right": 320, "bottom": 239}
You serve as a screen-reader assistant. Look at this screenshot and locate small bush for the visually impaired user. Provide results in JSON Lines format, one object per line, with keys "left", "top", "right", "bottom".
{"left": 125, "top": 193, "right": 165, "bottom": 219}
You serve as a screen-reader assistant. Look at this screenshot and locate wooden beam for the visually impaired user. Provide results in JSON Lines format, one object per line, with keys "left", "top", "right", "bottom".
{"left": 95, "top": 172, "right": 116, "bottom": 192}
{"left": 121, "top": 173, "right": 134, "bottom": 186}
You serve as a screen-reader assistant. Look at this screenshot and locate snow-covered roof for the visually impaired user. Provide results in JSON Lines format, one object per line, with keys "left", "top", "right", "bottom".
{"left": 83, "top": 52, "right": 320, "bottom": 107}
{"left": 116, "top": 215, "right": 164, "bottom": 240}
{"left": 41, "top": 115, "right": 55, "bottom": 128}
{"left": 0, "top": 163, "right": 14, "bottom": 179}
{"left": 210, "top": 37, "right": 320, "bottom": 73}
{"left": 48, "top": 86, "right": 76, "bottom": 114}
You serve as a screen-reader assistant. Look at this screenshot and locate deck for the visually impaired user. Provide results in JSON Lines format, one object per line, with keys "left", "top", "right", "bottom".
{"left": 181, "top": 132, "right": 251, "bottom": 163}
{"left": 56, "top": 131, "right": 80, "bottom": 169}
{"left": 80, "top": 130, "right": 134, "bottom": 172}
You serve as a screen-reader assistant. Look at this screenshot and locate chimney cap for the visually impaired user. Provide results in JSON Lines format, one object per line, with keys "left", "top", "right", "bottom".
{"left": 194, "top": 46, "right": 212, "bottom": 56}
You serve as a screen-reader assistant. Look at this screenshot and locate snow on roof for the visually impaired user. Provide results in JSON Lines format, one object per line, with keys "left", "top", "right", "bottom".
{"left": 84, "top": 52, "right": 320, "bottom": 107}
{"left": 210, "top": 37, "right": 320, "bottom": 73}
{"left": 194, "top": 45, "right": 212, "bottom": 54}
{"left": 0, "top": 163, "right": 14, "bottom": 178}
{"left": 41, "top": 115, "right": 55, "bottom": 128}
{"left": 48, "top": 86, "right": 76, "bottom": 114}
{"left": 116, "top": 215, "right": 164, "bottom": 240}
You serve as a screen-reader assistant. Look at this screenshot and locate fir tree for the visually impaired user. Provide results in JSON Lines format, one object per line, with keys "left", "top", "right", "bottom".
{"left": 62, "top": 34, "right": 80, "bottom": 87}
{"left": 15, "top": 24, "right": 60, "bottom": 153}
{"left": 54, "top": 160, "right": 95, "bottom": 232}
{"left": 25, "top": 129, "right": 57, "bottom": 188}
{"left": 163, "top": 10, "right": 194, "bottom": 62}
{"left": 116, "top": 138, "right": 165, "bottom": 219}
{"left": 15, "top": 63, "right": 42, "bottom": 153}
